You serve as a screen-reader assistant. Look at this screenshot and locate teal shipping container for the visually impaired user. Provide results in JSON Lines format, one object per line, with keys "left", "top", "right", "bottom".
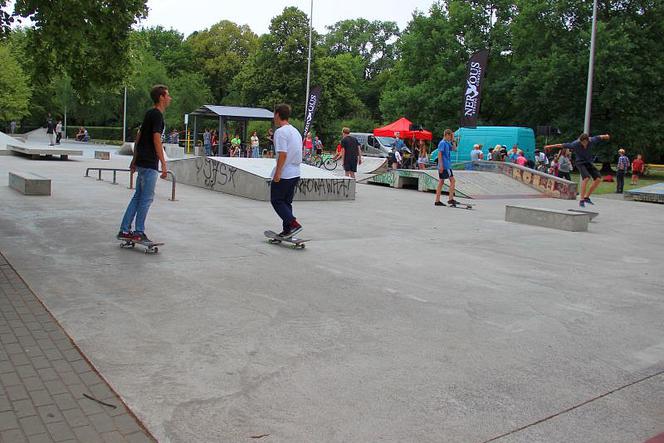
{"left": 430, "top": 126, "right": 536, "bottom": 163}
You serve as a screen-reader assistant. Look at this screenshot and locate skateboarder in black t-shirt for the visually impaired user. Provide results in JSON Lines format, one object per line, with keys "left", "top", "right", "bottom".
{"left": 340, "top": 127, "right": 362, "bottom": 179}
{"left": 117, "top": 85, "right": 171, "bottom": 243}
{"left": 545, "top": 133, "right": 610, "bottom": 207}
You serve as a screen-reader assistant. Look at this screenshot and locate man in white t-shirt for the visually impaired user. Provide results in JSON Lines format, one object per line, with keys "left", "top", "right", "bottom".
{"left": 271, "top": 104, "right": 303, "bottom": 238}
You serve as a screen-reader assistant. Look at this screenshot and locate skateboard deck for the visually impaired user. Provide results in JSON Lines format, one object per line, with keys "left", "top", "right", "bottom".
{"left": 119, "top": 238, "right": 164, "bottom": 254}
{"left": 264, "top": 230, "right": 310, "bottom": 249}
{"left": 448, "top": 202, "right": 473, "bottom": 210}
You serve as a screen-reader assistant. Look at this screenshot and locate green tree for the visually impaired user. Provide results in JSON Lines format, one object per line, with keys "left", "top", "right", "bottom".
{"left": 507, "top": 0, "right": 664, "bottom": 161}
{"left": 52, "top": 73, "right": 74, "bottom": 120}
{"left": 125, "top": 49, "right": 170, "bottom": 132}
{"left": 508, "top": 0, "right": 589, "bottom": 134}
{"left": 235, "top": 7, "right": 314, "bottom": 116}
{"left": 165, "top": 71, "right": 213, "bottom": 130}
{"left": 324, "top": 19, "right": 400, "bottom": 80}
{"left": 185, "top": 20, "right": 258, "bottom": 103}
{"left": 136, "top": 26, "right": 194, "bottom": 77}
{"left": 324, "top": 19, "right": 400, "bottom": 119}
{"left": 5, "top": 0, "right": 148, "bottom": 96}
{"left": 313, "top": 54, "right": 367, "bottom": 124}
{"left": 380, "top": 3, "right": 466, "bottom": 134}
{"left": 0, "top": 43, "right": 31, "bottom": 121}
{"left": 380, "top": 0, "right": 516, "bottom": 134}
{"left": 0, "top": 0, "right": 15, "bottom": 37}
{"left": 587, "top": 0, "right": 664, "bottom": 161}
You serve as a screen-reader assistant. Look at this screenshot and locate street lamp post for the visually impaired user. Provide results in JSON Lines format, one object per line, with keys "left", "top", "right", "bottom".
{"left": 123, "top": 86, "right": 127, "bottom": 143}
{"left": 584, "top": 0, "right": 599, "bottom": 134}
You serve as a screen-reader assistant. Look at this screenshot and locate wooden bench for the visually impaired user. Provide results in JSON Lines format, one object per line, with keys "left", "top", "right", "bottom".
{"left": 94, "top": 151, "right": 110, "bottom": 160}
{"left": 505, "top": 205, "right": 590, "bottom": 232}
{"left": 9, "top": 171, "right": 51, "bottom": 196}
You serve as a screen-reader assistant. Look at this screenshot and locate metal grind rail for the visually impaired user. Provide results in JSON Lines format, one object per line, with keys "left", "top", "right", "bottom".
{"left": 84, "top": 167, "right": 177, "bottom": 201}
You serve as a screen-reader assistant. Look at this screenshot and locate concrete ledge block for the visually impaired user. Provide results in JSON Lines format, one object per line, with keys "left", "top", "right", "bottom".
{"left": 505, "top": 205, "right": 589, "bottom": 232}
{"left": 568, "top": 209, "right": 599, "bottom": 221}
{"left": 8, "top": 144, "right": 82, "bottom": 159}
{"left": 9, "top": 171, "right": 51, "bottom": 196}
{"left": 94, "top": 151, "right": 110, "bottom": 160}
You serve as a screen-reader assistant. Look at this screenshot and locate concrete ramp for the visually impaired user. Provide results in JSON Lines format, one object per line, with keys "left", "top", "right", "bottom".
{"left": 168, "top": 157, "right": 355, "bottom": 201}
{"left": 333, "top": 156, "right": 386, "bottom": 183}
{"left": 446, "top": 170, "right": 542, "bottom": 199}
{"left": 358, "top": 156, "right": 387, "bottom": 174}
{"left": 0, "top": 131, "right": 24, "bottom": 154}
{"left": 625, "top": 183, "right": 664, "bottom": 204}
{"left": 367, "top": 169, "right": 542, "bottom": 199}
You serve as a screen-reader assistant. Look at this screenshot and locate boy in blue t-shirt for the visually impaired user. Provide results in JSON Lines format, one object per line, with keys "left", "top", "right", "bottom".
{"left": 434, "top": 129, "right": 460, "bottom": 207}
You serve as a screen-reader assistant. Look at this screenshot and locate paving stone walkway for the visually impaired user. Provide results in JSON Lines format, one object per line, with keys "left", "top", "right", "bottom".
{"left": 0, "top": 251, "right": 154, "bottom": 443}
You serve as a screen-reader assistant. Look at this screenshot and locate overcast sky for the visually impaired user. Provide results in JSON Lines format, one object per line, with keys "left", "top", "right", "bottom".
{"left": 141, "top": 0, "right": 436, "bottom": 37}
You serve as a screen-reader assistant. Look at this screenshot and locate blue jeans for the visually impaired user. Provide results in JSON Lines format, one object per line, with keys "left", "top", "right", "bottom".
{"left": 204, "top": 143, "right": 211, "bottom": 156}
{"left": 271, "top": 177, "right": 299, "bottom": 230}
{"left": 252, "top": 147, "right": 260, "bottom": 158}
{"left": 120, "top": 167, "right": 158, "bottom": 233}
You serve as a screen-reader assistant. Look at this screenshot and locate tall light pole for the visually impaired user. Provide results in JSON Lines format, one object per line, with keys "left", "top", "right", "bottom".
{"left": 123, "top": 86, "right": 128, "bottom": 143}
{"left": 584, "top": 0, "right": 598, "bottom": 134}
{"left": 304, "top": 0, "right": 313, "bottom": 124}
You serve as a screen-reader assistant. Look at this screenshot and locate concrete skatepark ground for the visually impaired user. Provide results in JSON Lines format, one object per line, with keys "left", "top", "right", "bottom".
{"left": 1, "top": 143, "right": 663, "bottom": 442}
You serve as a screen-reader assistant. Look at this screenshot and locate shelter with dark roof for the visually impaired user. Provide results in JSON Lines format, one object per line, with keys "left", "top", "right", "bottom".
{"left": 189, "top": 105, "right": 274, "bottom": 155}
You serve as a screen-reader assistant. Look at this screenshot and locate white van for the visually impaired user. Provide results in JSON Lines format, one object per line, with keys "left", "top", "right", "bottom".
{"left": 350, "top": 133, "right": 395, "bottom": 158}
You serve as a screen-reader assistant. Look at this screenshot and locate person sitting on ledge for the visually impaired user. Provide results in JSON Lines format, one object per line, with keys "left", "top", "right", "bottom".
{"left": 75, "top": 127, "right": 89, "bottom": 142}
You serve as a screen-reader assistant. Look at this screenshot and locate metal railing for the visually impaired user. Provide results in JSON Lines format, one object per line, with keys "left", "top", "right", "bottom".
{"left": 84, "top": 167, "right": 177, "bottom": 201}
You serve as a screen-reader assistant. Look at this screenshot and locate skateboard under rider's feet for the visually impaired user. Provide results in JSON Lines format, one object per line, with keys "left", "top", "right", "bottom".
{"left": 264, "top": 230, "right": 310, "bottom": 249}
{"left": 119, "top": 237, "right": 164, "bottom": 254}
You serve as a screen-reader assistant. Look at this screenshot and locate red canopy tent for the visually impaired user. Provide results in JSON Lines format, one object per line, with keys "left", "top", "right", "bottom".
{"left": 373, "top": 117, "right": 433, "bottom": 141}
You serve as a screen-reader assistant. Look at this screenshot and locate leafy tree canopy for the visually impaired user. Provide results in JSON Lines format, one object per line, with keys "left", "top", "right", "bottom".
{"left": 185, "top": 20, "right": 258, "bottom": 103}
{"left": 2, "top": 0, "right": 148, "bottom": 97}
{"left": 0, "top": 43, "right": 31, "bottom": 121}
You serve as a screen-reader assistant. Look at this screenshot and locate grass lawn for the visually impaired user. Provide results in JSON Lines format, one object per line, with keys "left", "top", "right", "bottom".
{"left": 570, "top": 168, "right": 664, "bottom": 195}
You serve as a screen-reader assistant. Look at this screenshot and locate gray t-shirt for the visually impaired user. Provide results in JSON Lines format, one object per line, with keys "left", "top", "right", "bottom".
{"left": 558, "top": 156, "right": 571, "bottom": 172}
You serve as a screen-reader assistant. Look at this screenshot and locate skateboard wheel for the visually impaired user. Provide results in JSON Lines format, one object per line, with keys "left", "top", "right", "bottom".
{"left": 153, "top": 247, "right": 158, "bottom": 253}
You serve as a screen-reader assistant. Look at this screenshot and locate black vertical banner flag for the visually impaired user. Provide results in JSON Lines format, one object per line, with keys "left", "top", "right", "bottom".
{"left": 460, "top": 50, "right": 489, "bottom": 128}
{"left": 302, "top": 86, "right": 322, "bottom": 140}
